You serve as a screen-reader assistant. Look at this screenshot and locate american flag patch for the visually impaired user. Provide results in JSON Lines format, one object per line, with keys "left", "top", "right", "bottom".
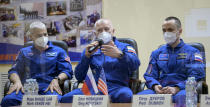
{"left": 65, "top": 56, "right": 71, "bottom": 63}
{"left": 127, "top": 46, "right": 136, "bottom": 54}
{"left": 194, "top": 53, "right": 203, "bottom": 62}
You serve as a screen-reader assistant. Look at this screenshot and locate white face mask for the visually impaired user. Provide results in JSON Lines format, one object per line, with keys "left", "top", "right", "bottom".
{"left": 34, "top": 36, "right": 48, "bottom": 48}
{"left": 163, "top": 32, "right": 177, "bottom": 45}
{"left": 98, "top": 32, "right": 112, "bottom": 44}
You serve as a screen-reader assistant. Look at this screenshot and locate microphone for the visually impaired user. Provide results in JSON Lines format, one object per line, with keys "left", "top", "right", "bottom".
{"left": 88, "top": 39, "right": 104, "bottom": 53}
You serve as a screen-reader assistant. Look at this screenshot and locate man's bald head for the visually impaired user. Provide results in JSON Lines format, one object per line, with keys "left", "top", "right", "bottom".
{"left": 94, "top": 19, "right": 115, "bottom": 36}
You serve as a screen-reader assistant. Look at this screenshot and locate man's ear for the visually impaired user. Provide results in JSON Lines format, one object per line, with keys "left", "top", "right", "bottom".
{"left": 179, "top": 28, "right": 182, "bottom": 35}
{"left": 111, "top": 29, "right": 115, "bottom": 35}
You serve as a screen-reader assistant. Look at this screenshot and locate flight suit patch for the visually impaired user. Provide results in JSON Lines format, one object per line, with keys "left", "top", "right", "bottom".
{"left": 194, "top": 53, "right": 203, "bottom": 62}
{"left": 159, "top": 54, "right": 169, "bottom": 61}
{"left": 46, "top": 52, "right": 57, "bottom": 57}
{"left": 177, "top": 53, "right": 187, "bottom": 59}
{"left": 27, "top": 52, "right": 34, "bottom": 56}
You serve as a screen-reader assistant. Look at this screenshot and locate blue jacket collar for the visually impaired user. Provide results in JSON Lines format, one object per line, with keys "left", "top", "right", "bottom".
{"left": 166, "top": 39, "right": 185, "bottom": 49}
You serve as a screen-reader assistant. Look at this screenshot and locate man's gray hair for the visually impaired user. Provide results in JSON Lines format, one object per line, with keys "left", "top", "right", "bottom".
{"left": 94, "top": 19, "right": 113, "bottom": 28}
{"left": 27, "top": 21, "right": 46, "bottom": 36}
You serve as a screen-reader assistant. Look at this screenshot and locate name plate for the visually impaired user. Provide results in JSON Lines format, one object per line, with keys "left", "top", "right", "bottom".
{"left": 22, "top": 95, "right": 58, "bottom": 107}
{"left": 72, "top": 95, "right": 109, "bottom": 107}
{"left": 132, "top": 94, "right": 172, "bottom": 107}
{"left": 200, "top": 94, "right": 210, "bottom": 107}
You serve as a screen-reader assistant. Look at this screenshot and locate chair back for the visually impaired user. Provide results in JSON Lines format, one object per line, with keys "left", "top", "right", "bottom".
{"left": 117, "top": 38, "right": 139, "bottom": 79}
{"left": 187, "top": 42, "right": 206, "bottom": 81}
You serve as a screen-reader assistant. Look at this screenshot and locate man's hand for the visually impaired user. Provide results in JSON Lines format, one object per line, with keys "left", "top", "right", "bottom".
{"left": 85, "top": 41, "right": 99, "bottom": 58}
{"left": 161, "top": 86, "right": 180, "bottom": 95}
{"left": 44, "top": 79, "right": 62, "bottom": 95}
{"left": 101, "top": 41, "right": 122, "bottom": 58}
{"left": 7, "top": 80, "right": 24, "bottom": 95}
{"left": 153, "top": 85, "right": 163, "bottom": 94}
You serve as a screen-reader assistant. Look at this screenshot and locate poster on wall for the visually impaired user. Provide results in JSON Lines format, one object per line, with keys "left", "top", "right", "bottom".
{"left": 19, "top": 2, "right": 45, "bottom": 20}
{"left": 0, "top": 0, "right": 102, "bottom": 64}
{"left": 0, "top": 6, "right": 17, "bottom": 21}
{"left": 0, "top": 22, "right": 24, "bottom": 64}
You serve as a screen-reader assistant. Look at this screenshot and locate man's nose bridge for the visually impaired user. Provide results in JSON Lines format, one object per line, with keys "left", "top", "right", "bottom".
{"left": 102, "top": 29, "right": 105, "bottom": 32}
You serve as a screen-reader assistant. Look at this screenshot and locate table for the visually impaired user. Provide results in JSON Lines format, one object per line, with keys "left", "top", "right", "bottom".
{"left": 58, "top": 103, "right": 131, "bottom": 107}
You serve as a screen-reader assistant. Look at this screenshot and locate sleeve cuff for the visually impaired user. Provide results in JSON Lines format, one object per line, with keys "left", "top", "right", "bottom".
{"left": 61, "top": 71, "right": 72, "bottom": 79}
{"left": 147, "top": 80, "right": 161, "bottom": 89}
{"left": 8, "top": 71, "right": 18, "bottom": 79}
{"left": 175, "top": 82, "right": 185, "bottom": 90}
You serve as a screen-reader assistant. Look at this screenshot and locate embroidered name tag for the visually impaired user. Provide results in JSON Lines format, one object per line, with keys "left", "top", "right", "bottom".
{"left": 177, "top": 53, "right": 187, "bottom": 59}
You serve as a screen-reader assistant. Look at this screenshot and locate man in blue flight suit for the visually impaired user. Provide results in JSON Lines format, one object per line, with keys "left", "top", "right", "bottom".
{"left": 1, "top": 21, "right": 73, "bottom": 107}
{"left": 137, "top": 16, "right": 205, "bottom": 102}
{"left": 61, "top": 19, "right": 140, "bottom": 103}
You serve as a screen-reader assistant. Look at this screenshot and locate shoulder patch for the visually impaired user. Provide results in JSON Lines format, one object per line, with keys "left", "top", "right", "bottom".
{"left": 194, "top": 53, "right": 203, "bottom": 62}
{"left": 65, "top": 56, "right": 71, "bottom": 63}
{"left": 127, "top": 46, "right": 136, "bottom": 54}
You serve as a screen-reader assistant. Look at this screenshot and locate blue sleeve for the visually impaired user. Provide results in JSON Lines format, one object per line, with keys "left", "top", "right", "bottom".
{"left": 118, "top": 45, "right": 140, "bottom": 73}
{"left": 8, "top": 50, "right": 24, "bottom": 79}
{"left": 75, "top": 49, "right": 91, "bottom": 81}
{"left": 144, "top": 51, "right": 161, "bottom": 89}
{"left": 57, "top": 49, "right": 73, "bottom": 79}
{"left": 175, "top": 49, "right": 205, "bottom": 90}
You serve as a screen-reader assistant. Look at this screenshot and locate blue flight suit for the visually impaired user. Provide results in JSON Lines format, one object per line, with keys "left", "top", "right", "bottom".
{"left": 1, "top": 42, "right": 73, "bottom": 107}
{"left": 61, "top": 37, "right": 140, "bottom": 103}
{"left": 137, "top": 39, "right": 205, "bottom": 102}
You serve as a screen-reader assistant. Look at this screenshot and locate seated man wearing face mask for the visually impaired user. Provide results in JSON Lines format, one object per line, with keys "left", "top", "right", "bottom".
{"left": 1, "top": 21, "right": 73, "bottom": 107}
{"left": 137, "top": 16, "right": 205, "bottom": 102}
{"left": 61, "top": 19, "right": 140, "bottom": 103}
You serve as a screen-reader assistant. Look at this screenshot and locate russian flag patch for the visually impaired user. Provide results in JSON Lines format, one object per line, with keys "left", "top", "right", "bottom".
{"left": 127, "top": 46, "right": 136, "bottom": 54}
{"left": 194, "top": 53, "right": 203, "bottom": 62}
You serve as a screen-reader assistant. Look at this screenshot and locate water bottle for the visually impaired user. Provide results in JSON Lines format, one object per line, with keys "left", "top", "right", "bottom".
{"left": 31, "top": 79, "right": 39, "bottom": 95}
{"left": 24, "top": 79, "right": 30, "bottom": 95}
{"left": 24, "top": 79, "right": 39, "bottom": 95}
{"left": 185, "top": 77, "right": 197, "bottom": 107}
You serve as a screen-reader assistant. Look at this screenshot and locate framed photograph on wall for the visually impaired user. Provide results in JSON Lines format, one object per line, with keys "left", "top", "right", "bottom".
{"left": 70, "top": 0, "right": 84, "bottom": 11}
{"left": 0, "top": 6, "right": 17, "bottom": 21}
{"left": 47, "top": 1, "right": 67, "bottom": 16}
{"left": 19, "top": 2, "right": 44, "bottom": 20}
